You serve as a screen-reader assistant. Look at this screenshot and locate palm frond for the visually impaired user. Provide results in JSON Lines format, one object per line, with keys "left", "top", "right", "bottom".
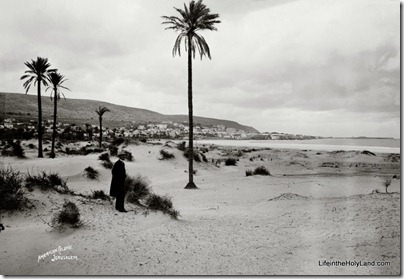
{"left": 162, "top": 0, "right": 220, "bottom": 60}
{"left": 21, "top": 57, "right": 55, "bottom": 93}
{"left": 95, "top": 106, "right": 110, "bottom": 117}
{"left": 193, "top": 33, "right": 211, "bottom": 59}
{"left": 46, "top": 71, "right": 70, "bottom": 102}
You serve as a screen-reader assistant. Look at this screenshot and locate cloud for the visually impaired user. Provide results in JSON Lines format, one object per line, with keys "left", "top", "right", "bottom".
{"left": 0, "top": 0, "right": 400, "bottom": 138}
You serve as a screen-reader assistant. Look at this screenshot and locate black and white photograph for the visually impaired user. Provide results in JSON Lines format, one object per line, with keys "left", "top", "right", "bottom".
{"left": 0, "top": 0, "right": 400, "bottom": 275}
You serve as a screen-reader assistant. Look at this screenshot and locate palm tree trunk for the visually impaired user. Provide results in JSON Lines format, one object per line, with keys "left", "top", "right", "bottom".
{"left": 99, "top": 117, "right": 102, "bottom": 148}
{"left": 37, "top": 79, "right": 43, "bottom": 158}
{"left": 51, "top": 90, "right": 57, "bottom": 158}
{"left": 185, "top": 35, "right": 197, "bottom": 189}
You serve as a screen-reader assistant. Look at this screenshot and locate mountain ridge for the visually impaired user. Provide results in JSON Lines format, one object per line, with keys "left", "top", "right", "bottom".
{"left": 0, "top": 92, "right": 259, "bottom": 133}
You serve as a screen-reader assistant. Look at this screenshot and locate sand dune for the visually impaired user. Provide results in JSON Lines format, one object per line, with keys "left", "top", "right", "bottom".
{"left": 0, "top": 140, "right": 400, "bottom": 275}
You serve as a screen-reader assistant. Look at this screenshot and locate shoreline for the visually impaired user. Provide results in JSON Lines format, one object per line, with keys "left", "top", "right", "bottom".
{"left": 194, "top": 138, "right": 400, "bottom": 154}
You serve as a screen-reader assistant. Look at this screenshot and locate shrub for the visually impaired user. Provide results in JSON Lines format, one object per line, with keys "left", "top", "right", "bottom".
{"left": 176, "top": 141, "right": 186, "bottom": 151}
{"left": 84, "top": 166, "right": 99, "bottom": 180}
{"left": 65, "top": 146, "right": 103, "bottom": 156}
{"left": 144, "top": 193, "right": 180, "bottom": 219}
{"left": 233, "top": 150, "right": 244, "bottom": 157}
{"left": 90, "top": 190, "right": 110, "bottom": 200}
{"left": 201, "top": 153, "right": 208, "bottom": 163}
{"left": 1, "top": 140, "right": 25, "bottom": 158}
{"left": 193, "top": 153, "right": 201, "bottom": 162}
{"left": 108, "top": 145, "right": 118, "bottom": 156}
{"left": 245, "top": 170, "right": 253, "bottom": 176}
{"left": 51, "top": 201, "right": 82, "bottom": 228}
{"left": 225, "top": 158, "right": 237, "bottom": 166}
{"left": 253, "top": 166, "right": 270, "bottom": 176}
{"left": 28, "top": 143, "right": 36, "bottom": 149}
{"left": 99, "top": 152, "right": 114, "bottom": 168}
{"left": 183, "top": 148, "right": 202, "bottom": 162}
{"left": 25, "top": 171, "right": 70, "bottom": 193}
{"left": 98, "top": 152, "right": 110, "bottom": 162}
{"left": 160, "top": 149, "right": 175, "bottom": 160}
{"left": 125, "top": 175, "right": 151, "bottom": 204}
{"left": 102, "top": 161, "right": 113, "bottom": 169}
{"left": 112, "top": 137, "right": 125, "bottom": 146}
{"left": 0, "top": 167, "right": 28, "bottom": 210}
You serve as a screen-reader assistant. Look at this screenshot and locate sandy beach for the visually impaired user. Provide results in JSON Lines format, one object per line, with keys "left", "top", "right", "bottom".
{"left": 0, "top": 140, "right": 400, "bottom": 275}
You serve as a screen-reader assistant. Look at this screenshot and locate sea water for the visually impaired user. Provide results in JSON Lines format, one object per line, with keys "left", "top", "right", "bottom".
{"left": 195, "top": 138, "right": 400, "bottom": 154}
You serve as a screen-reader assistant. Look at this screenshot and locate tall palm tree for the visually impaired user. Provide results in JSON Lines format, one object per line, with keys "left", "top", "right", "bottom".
{"left": 46, "top": 72, "right": 69, "bottom": 159}
{"left": 21, "top": 57, "right": 56, "bottom": 158}
{"left": 162, "top": 0, "right": 220, "bottom": 189}
{"left": 95, "top": 106, "right": 110, "bottom": 148}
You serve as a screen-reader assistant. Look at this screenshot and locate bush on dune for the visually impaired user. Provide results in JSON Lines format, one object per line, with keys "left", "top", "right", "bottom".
{"left": 102, "top": 161, "right": 113, "bottom": 169}
{"left": 253, "top": 166, "right": 271, "bottom": 176}
{"left": 90, "top": 190, "right": 110, "bottom": 200}
{"left": 1, "top": 140, "right": 25, "bottom": 158}
{"left": 99, "top": 152, "right": 110, "bottom": 162}
{"left": 125, "top": 175, "right": 151, "bottom": 204}
{"left": 65, "top": 146, "right": 103, "bottom": 156}
{"left": 176, "top": 141, "right": 186, "bottom": 151}
{"left": 25, "top": 171, "right": 70, "bottom": 193}
{"left": 225, "top": 158, "right": 237, "bottom": 166}
{"left": 99, "top": 153, "right": 113, "bottom": 169}
{"left": 84, "top": 166, "right": 99, "bottom": 180}
{"left": 0, "top": 167, "right": 29, "bottom": 210}
{"left": 111, "top": 137, "right": 125, "bottom": 147}
{"left": 108, "top": 145, "right": 118, "bottom": 156}
{"left": 51, "top": 201, "right": 82, "bottom": 228}
{"left": 144, "top": 193, "right": 180, "bottom": 220}
{"left": 183, "top": 148, "right": 203, "bottom": 162}
{"left": 160, "top": 149, "right": 175, "bottom": 160}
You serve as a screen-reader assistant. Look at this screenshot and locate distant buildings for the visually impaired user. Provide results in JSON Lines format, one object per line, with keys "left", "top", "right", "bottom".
{"left": 0, "top": 117, "right": 322, "bottom": 141}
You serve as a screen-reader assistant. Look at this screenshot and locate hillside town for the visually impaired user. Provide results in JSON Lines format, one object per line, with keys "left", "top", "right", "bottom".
{"left": 0, "top": 117, "right": 321, "bottom": 141}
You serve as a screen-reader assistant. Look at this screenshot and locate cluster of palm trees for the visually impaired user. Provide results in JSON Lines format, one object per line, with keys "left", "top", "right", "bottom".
{"left": 20, "top": 0, "right": 220, "bottom": 189}
{"left": 21, "top": 57, "right": 69, "bottom": 159}
{"left": 20, "top": 56, "right": 112, "bottom": 158}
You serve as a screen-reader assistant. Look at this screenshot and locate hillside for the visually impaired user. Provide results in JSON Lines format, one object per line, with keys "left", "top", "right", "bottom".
{"left": 0, "top": 92, "right": 259, "bottom": 133}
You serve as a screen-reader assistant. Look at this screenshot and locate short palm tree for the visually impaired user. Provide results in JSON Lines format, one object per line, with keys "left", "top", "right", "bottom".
{"left": 162, "top": 0, "right": 220, "bottom": 189}
{"left": 46, "top": 72, "right": 69, "bottom": 158}
{"left": 95, "top": 106, "right": 110, "bottom": 148}
{"left": 21, "top": 57, "right": 56, "bottom": 158}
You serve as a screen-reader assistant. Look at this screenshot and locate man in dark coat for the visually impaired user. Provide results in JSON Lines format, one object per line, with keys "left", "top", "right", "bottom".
{"left": 110, "top": 151, "right": 127, "bottom": 212}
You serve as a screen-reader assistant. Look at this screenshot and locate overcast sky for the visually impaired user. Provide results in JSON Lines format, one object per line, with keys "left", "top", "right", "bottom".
{"left": 0, "top": 0, "right": 400, "bottom": 138}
